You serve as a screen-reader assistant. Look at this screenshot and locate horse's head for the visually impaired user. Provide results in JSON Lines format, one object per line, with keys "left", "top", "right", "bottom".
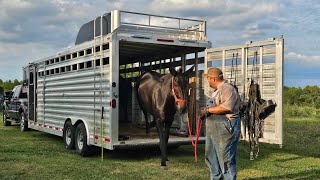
{"left": 169, "top": 65, "right": 194, "bottom": 114}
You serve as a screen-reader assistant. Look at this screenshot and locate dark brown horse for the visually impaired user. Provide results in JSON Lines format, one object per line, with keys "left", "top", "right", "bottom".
{"left": 136, "top": 66, "right": 194, "bottom": 168}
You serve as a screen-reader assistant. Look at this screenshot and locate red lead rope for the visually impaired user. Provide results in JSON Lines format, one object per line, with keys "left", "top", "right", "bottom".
{"left": 186, "top": 115, "right": 202, "bottom": 162}
{"left": 171, "top": 78, "right": 201, "bottom": 160}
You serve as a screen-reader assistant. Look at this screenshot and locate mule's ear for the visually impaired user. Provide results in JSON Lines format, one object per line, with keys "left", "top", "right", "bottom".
{"left": 183, "top": 65, "right": 195, "bottom": 77}
{"left": 169, "top": 67, "right": 178, "bottom": 76}
{"left": 178, "top": 68, "right": 182, "bottom": 74}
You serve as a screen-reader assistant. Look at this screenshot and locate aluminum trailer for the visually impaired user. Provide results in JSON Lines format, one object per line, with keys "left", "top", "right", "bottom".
{"left": 23, "top": 10, "right": 211, "bottom": 155}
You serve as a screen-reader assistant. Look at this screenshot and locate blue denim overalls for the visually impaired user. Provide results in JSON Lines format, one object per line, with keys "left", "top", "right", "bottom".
{"left": 205, "top": 98, "right": 241, "bottom": 180}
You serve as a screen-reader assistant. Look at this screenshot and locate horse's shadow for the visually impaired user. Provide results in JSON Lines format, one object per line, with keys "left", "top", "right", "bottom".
{"left": 92, "top": 144, "right": 196, "bottom": 161}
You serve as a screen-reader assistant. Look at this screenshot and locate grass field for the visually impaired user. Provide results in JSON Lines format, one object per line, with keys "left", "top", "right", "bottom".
{"left": 0, "top": 112, "right": 319, "bottom": 180}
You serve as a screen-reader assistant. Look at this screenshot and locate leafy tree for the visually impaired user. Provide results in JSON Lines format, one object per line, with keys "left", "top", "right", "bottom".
{"left": 284, "top": 86, "right": 320, "bottom": 108}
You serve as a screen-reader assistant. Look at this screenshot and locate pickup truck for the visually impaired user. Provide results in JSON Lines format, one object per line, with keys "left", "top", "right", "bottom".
{"left": 2, "top": 84, "right": 29, "bottom": 131}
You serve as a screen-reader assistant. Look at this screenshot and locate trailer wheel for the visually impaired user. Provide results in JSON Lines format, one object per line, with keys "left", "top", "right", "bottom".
{"left": 75, "top": 123, "right": 92, "bottom": 156}
{"left": 20, "top": 112, "right": 29, "bottom": 131}
{"left": 3, "top": 113, "right": 11, "bottom": 126}
{"left": 63, "top": 121, "right": 75, "bottom": 149}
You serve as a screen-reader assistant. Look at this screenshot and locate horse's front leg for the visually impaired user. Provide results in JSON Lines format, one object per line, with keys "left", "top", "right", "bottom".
{"left": 155, "top": 119, "right": 167, "bottom": 168}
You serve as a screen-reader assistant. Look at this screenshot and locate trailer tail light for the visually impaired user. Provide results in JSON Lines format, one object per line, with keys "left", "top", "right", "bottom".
{"left": 157, "top": 38, "right": 174, "bottom": 43}
{"left": 109, "top": 99, "right": 116, "bottom": 108}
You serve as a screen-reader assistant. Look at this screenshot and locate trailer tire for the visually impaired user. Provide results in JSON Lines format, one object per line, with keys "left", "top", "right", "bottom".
{"left": 64, "top": 121, "right": 75, "bottom": 149}
{"left": 3, "top": 113, "right": 11, "bottom": 126}
{"left": 20, "top": 112, "right": 29, "bottom": 131}
{"left": 75, "top": 123, "right": 92, "bottom": 156}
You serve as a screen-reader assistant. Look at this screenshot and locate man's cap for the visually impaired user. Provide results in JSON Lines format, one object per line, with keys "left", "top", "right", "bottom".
{"left": 207, "top": 67, "right": 223, "bottom": 78}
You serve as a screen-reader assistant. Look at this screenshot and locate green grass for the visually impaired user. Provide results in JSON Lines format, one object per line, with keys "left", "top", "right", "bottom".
{"left": 0, "top": 112, "right": 320, "bottom": 179}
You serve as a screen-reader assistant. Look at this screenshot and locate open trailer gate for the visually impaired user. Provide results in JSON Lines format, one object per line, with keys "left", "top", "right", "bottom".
{"left": 204, "top": 38, "right": 284, "bottom": 146}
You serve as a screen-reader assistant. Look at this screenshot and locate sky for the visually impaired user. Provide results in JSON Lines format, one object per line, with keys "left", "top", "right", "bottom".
{"left": 0, "top": 0, "right": 319, "bottom": 87}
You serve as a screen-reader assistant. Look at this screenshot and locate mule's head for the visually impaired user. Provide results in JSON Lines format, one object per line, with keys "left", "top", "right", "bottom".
{"left": 169, "top": 65, "right": 194, "bottom": 114}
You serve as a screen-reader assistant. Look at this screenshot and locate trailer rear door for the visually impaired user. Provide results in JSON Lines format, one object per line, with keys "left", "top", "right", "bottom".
{"left": 204, "top": 38, "right": 284, "bottom": 146}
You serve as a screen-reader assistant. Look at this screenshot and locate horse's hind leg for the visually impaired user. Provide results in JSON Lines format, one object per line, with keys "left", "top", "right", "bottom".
{"left": 150, "top": 119, "right": 156, "bottom": 128}
{"left": 144, "top": 112, "right": 150, "bottom": 134}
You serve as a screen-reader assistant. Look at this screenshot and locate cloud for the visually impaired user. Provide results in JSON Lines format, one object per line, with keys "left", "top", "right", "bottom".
{"left": 0, "top": 42, "right": 59, "bottom": 80}
{"left": 149, "top": 0, "right": 280, "bottom": 30}
{"left": 286, "top": 52, "right": 320, "bottom": 65}
{"left": 241, "top": 24, "right": 266, "bottom": 39}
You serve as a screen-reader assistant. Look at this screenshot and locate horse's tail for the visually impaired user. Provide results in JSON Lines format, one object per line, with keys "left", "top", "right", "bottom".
{"left": 135, "top": 73, "right": 144, "bottom": 111}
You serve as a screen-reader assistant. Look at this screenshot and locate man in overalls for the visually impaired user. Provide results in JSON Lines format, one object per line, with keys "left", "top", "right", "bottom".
{"left": 200, "top": 67, "right": 241, "bottom": 180}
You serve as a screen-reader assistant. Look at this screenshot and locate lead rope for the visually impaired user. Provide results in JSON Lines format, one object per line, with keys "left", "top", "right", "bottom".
{"left": 171, "top": 78, "right": 200, "bottom": 160}
{"left": 186, "top": 115, "right": 202, "bottom": 162}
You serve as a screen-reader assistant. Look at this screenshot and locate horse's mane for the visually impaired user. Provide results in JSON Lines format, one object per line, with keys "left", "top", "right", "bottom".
{"left": 141, "top": 70, "right": 173, "bottom": 84}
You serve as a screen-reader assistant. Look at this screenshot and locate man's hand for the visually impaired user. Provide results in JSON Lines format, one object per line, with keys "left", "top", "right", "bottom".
{"left": 199, "top": 107, "right": 209, "bottom": 120}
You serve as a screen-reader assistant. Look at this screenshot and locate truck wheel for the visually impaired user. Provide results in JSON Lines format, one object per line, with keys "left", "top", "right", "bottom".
{"left": 63, "top": 121, "right": 75, "bottom": 149}
{"left": 75, "top": 123, "right": 92, "bottom": 156}
{"left": 3, "top": 113, "right": 11, "bottom": 126}
{"left": 20, "top": 112, "right": 29, "bottom": 131}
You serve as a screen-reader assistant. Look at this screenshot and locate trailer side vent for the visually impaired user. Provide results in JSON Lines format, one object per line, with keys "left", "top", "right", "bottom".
{"left": 103, "top": 44, "right": 109, "bottom": 50}
{"left": 103, "top": 58, "right": 109, "bottom": 65}
{"left": 95, "top": 59, "right": 100, "bottom": 67}
{"left": 66, "top": 65, "right": 71, "bottom": 72}
{"left": 95, "top": 46, "right": 100, "bottom": 52}
{"left": 79, "top": 62, "right": 85, "bottom": 69}
{"left": 61, "top": 67, "right": 65, "bottom": 73}
{"left": 72, "top": 64, "right": 77, "bottom": 71}
{"left": 86, "top": 48, "right": 92, "bottom": 55}
{"left": 86, "top": 61, "right": 92, "bottom": 68}
{"left": 72, "top": 53, "right": 77, "bottom": 59}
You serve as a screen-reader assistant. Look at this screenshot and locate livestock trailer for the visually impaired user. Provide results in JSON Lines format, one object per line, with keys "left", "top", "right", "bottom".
{"left": 22, "top": 10, "right": 284, "bottom": 157}
{"left": 23, "top": 10, "right": 211, "bottom": 155}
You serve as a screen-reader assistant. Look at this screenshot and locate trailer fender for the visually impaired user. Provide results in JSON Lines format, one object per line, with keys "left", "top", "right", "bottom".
{"left": 71, "top": 119, "right": 91, "bottom": 146}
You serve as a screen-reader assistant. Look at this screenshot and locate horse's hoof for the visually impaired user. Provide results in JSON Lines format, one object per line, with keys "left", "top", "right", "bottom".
{"left": 161, "top": 165, "right": 168, "bottom": 170}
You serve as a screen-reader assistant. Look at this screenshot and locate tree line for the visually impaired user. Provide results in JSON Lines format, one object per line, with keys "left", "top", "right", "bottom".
{"left": 284, "top": 85, "right": 320, "bottom": 108}
{"left": 0, "top": 79, "right": 22, "bottom": 93}
{"left": 0, "top": 78, "right": 318, "bottom": 109}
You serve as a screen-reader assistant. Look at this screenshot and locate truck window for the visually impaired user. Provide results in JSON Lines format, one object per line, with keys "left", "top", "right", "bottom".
{"left": 20, "top": 92, "right": 28, "bottom": 99}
